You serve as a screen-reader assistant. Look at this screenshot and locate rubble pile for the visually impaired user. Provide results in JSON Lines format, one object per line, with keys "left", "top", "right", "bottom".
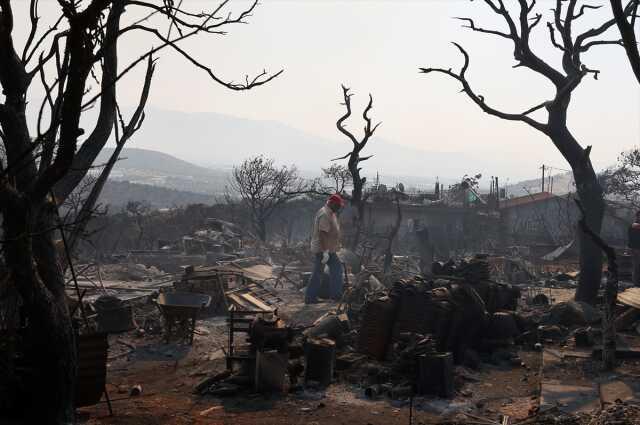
{"left": 372, "top": 255, "right": 422, "bottom": 282}
{"left": 544, "top": 300, "right": 602, "bottom": 327}
{"left": 94, "top": 263, "right": 166, "bottom": 282}
{"left": 454, "top": 256, "right": 491, "bottom": 283}
{"left": 266, "top": 242, "right": 313, "bottom": 271}
{"left": 584, "top": 403, "right": 640, "bottom": 425}
{"left": 294, "top": 270, "right": 520, "bottom": 400}
{"left": 343, "top": 271, "right": 386, "bottom": 314}
{"left": 389, "top": 332, "right": 437, "bottom": 376}
{"left": 429, "top": 257, "right": 520, "bottom": 313}
{"left": 93, "top": 295, "right": 136, "bottom": 333}
{"left": 195, "top": 311, "right": 302, "bottom": 397}
{"left": 538, "top": 270, "right": 580, "bottom": 289}
{"left": 432, "top": 255, "right": 490, "bottom": 283}
{"left": 526, "top": 403, "right": 640, "bottom": 425}
{"left": 182, "top": 218, "right": 244, "bottom": 257}
{"left": 388, "top": 281, "right": 454, "bottom": 352}
{"left": 305, "top": 255, "right": 538, "bottom": 400}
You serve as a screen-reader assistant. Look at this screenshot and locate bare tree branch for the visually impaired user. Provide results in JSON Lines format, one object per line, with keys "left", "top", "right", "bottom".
{"left": 23, "top": 14, "right": 65, "bottom": 66}
{"left": 454, "top": 17, "right": 512, "bottom": 39}
{"left": 420, "top": 43, "right": 548, "bottom": 133}
{"left": 22, "top": 0, "right": 40, "bottom": 63}
{"left": 82, "top": 2, "right": 283, "bottom": 110}
{"left": 120, "top": 24, "right": 282, "bottom": 90}
{"left": 67, "top": 56, "right": 155, "bottom": 254}
{"left": 611, "top": 0, "right": 640, "bottom": 84}
{"left": 547, "top": 21, "right": 566, "bottom": 50}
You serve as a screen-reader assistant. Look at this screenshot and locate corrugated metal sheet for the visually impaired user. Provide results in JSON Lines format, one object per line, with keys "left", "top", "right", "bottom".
{"left": 618, "top": 287, "right": 640, "bottom": 310}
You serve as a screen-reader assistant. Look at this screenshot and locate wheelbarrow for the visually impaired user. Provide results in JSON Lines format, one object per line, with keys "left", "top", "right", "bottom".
{"left": 156, "top": 292, "right": 211, "bottom": 344}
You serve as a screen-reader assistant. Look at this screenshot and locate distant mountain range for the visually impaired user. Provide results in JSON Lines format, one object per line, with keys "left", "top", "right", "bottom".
{"left": 111, "top": 107, "right": 544, "bottom": 184}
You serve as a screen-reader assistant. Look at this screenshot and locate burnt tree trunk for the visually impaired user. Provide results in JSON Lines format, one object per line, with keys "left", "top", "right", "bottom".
{"left": 548, "top": 119, "right": 605, "bottom": 305}
{"left": 576, "top": 199, "right": 618, "bottom": 370}
{"left": 347, "top": 151, "right": 366, "bottom": 251}
{"left": 574, "top": 168, "right": 605, "bottom": 304}
{"left": 0, "top": 5, "right": 97, "bottom": 421}
{"left": 0, "top": 42, "right": 79, "bottom": 422}
{"left": 350, "top": 200, "right": 365, "bottom": 251}
{"left": 3, "top": 201, "right": 77, "bottom": 423}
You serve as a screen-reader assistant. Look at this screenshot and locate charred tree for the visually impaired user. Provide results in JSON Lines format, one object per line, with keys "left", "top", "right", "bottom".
{"left": 333, "top": 85, "right": 381, "bottom": 250}
{"left": 322, "top": 164, "right": 352, "bottom": 196}
{"left": 0, "top": 1, "right": 280, "bottom": 422}
{"left": 610, "top": 0, "right": 640, "bottom": 84}
{"left": 229, "top": 156, "right": 306, "bottom": 242}
{"left": 602, "top": 148, "right": 640, "bottom": 208}
{"left": 420, "top": 0, "right": 637, "bottom": 305}
{"left": 576, "top": 200, "right": 618, "bottom": 370}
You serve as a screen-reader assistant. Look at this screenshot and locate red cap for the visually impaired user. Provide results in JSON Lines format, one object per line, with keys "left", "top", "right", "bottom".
{"left": 328, "top": 194, "right": 345, "bottom": 207}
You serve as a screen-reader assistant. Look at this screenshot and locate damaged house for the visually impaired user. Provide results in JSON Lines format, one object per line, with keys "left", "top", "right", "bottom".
{"left": 499, "top": 192, "right": 633, "bottom": 260}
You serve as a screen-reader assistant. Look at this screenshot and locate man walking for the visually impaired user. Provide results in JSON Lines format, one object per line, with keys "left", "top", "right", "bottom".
{"left": 306, "top": 194, "right": 345, "bottom": 304}
{"left": 629, "top": 210, "right": 640, "bottom": 286}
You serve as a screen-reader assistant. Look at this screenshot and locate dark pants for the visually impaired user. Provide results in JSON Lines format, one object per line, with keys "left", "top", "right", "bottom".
{"left": 305, "top": 252, "right": 343, "bottom": 303}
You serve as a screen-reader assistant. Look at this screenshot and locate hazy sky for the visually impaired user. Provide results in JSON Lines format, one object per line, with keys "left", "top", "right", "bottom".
{"left": 12, "top": 0, "right": 640, "bottom": 179}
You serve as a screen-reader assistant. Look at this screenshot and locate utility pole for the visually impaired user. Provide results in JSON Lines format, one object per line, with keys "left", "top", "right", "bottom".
{"left": 541, "top": 164, "right": 546, "bottom": 193}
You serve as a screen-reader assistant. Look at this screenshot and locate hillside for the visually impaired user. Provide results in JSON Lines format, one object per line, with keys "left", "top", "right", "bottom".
{"left": 98, "top": 180, "right": 216, "bottom": 209}
{"left": 505, "top": 171, "right": 575, "bottom": 197}
{"left": 96, "top": 148, "right": 230, "bottom": 195}
{"left": 97, "top": 148, "right": 223, "bottom": 177}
